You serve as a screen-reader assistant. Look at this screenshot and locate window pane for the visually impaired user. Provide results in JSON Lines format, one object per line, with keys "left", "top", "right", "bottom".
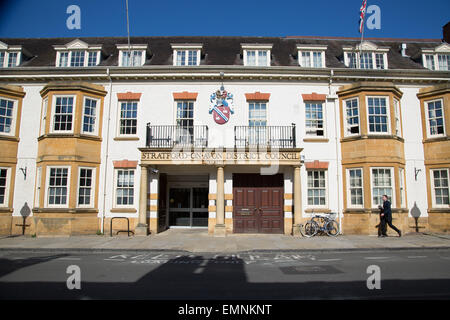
{"left": 70, "top": 51, "right": 85, "bottom": 67}
{"left": 48, "top": 168, "right": 69, "bottom": 206}
{"left": 345, "top": 98, "right": 359, "bottom": 135}
{"left": 120, "top": 101, "right": 138, "bottom": 135}
{"left": 247, "top": 51, "right": 256, "bottom": 66}
{"left": 367, "top": 97, "right": 388, "bottom": 133}
{"left": 87, "top": 51, "right": 98, "bottom": 66}
{"left": 53, "top": 97, "right": 74, "bottom": 131}
{"left": 0, "top": 99, "right": 14, "bottom": 134}
{"left": 7, "top": 52, "right": 18, "bottom": 67}
{"left": 307, "top": 170, "right": 327, "bottom": 206}
{"left": 0, "top": 168, "right": 7, "bottom": 204}
{"left": 116, "top": 169, "right": 134, "bottom": 206}
{"left": 82, "top": 98, "right": 97, "bottom": 133}
{"left": 427, "top": 100, "right": 444, "bottom": 136}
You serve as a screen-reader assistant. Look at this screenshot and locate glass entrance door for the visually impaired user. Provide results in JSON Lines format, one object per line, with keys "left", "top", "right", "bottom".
{"left": 169, "top": 187, "right": 208, "bottom": 227}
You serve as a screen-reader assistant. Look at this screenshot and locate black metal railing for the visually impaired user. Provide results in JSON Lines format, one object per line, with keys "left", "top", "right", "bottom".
{"left": 234, "top": 124, "right": 296, "bottom": 148}
{"left": 146, "top": 123, "right": 208, "bottom": 148}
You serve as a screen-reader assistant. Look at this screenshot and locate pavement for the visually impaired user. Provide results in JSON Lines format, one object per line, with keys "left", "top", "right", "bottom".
{"left": 0, "top": 229, "right": 450, "bottom": 253}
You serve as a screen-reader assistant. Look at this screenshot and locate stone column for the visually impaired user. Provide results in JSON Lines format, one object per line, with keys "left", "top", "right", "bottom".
{"left": 214, "top": 165, "right": 226, "bottom": 236}
{"left": 293, "top": 165, "right": 302, "bottom": 236}
{"left": 135, "top": 165, "right": 148, "bottom": 236}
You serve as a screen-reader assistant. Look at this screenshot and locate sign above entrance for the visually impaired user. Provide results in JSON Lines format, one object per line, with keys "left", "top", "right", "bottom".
{"left": 140, "top": 149, "right": 302, "bottom": 166}
{"left": 209, "top": 87, "right": 234, "bottom": 125}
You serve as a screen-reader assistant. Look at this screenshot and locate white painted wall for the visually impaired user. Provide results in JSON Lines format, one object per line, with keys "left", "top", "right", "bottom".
{"left": 9, "top": 80, "right": 433, "bottom": 224}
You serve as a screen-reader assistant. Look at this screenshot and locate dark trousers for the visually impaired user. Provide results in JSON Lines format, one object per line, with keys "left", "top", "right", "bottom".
{"left": 378, "top": 215, "right": 387, "bottom": 236}
{"left": 380, "top": 216, "right": 401, "bottom": 235}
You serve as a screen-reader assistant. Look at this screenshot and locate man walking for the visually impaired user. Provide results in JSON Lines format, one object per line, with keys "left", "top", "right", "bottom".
{"left": 379, "top": 195, "right": 402, "bottom": 237}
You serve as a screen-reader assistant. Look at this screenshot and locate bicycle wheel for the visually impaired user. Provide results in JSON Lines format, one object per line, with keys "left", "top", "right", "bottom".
{"left": 325, "top": 220, "right": 339, "bottom": 237}
{"left": 303, "top": 221, "right": 319, "bottom": 237}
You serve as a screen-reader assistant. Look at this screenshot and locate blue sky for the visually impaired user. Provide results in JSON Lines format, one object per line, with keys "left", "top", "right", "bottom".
{"left": 0, "top": 0, "right": 449, "bottom": 39}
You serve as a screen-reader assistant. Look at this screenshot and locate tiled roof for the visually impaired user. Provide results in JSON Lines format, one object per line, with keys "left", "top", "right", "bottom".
{"left": 0, "top": 36, "right": 446, "bottom": 70}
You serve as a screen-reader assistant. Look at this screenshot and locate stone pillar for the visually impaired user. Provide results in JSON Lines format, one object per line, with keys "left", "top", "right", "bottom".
{"left": 148, "top": 171, "right": 159, "bottom": 235}
{"left": 214, "top": 165, "right": 226, "bottom": 236}
{"left": 135, "top": 165, "right": 149, "bottom": 236}
{"left": 293, "top": 165, "right": 302, "bottom": 236}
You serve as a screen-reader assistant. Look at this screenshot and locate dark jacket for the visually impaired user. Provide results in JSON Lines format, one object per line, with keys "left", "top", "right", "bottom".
{"left": 382, "top": 200, "right": 392, "bottom": 219}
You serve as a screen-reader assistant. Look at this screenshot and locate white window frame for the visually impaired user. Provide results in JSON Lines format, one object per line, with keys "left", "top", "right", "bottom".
{"left": 81, "top": 96, "right": 100, "bottom": 136}
{"left": 399, "top": 168, "right": 406, "bottom": 208}
{"left": 243, "top": 49, "right": 271, "bottom": 66}
{"left": 76, "top": 167, "right": 96, "bottom": 208}
{"left": 343, "top": 97, "right": 361, "bottom": 137}
{"left": 50, "top": 95, "right": 76, "bottom": 134}
{"left": 343, "top": 51, "right": 388, "bottom": 70}
{"left": 40, "top": 97, "right": 48, "bottom": 136}
{"left": 298, "top": 50, "right": 326, "bottom": 68}
{"left": 0, "top": 167, "right": 11, "bottom": 207}
{"left": 370, "top": 167, "right": 395, "bottom": 208}
{"left": 242, "top": 44, "right": 272, "bottom": 67}
{"left": 394, "top": 98, "right": 402, "bottom": 137}
{"left": 0, "top": 51, "right": 21, "bottom": 68}
{"left": 113, "top": 168, "right": 136, "bottom": 208}
{"left": 425, "top": 98, "right": 446, "bottom": 138}
{"left": 437, "top": 54, "right": 450, "bottom": 71}
{"left": 117, "top": 100, "right": 138, "bottom": 137}
{"left": 173, "top": 49, "right": 201, "bottom": 66}
{"left": 45, "top": 166, "right": 71, "bottom": 208}
{"left": 34, "top": 166, "right": 42, "bottom": 208}
{"left": 346, "top": 168, "right": 364, "bottom": 208}
{"left": 304, "top": 101, "right": 326, "bottom": 137}
{"left": 118, "top": 50, "right": 146, "bottom": 67}
{"left": 422, "top": 52, "right": 450, "bottom": 71}
{"left": 306, "top": 170, "right": 328, "bottom": 208}
{"left": 56, "top": 50, "right": 100, "bottom": 67}
{"left": 366, "top": 96, "right": 391, "bottom": 135}
{"left": 0, "top": 97, "right": 18, "bottom": 136}
{"left": 430, "top": 168, "right": 450, "bottom": 208}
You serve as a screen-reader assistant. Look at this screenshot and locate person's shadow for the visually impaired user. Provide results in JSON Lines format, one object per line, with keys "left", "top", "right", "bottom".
{"left": 410, "top": 201, "right": 423, "bottom": 233}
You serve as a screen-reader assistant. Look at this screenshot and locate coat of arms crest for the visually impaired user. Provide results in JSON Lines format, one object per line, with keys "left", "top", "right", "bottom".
{"left": 209, "top": 87, "right": 234, "bottom": 125}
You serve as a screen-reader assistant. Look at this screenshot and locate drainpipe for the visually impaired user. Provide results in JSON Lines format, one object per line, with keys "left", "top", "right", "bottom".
{"left": 329, "top": 69, "right": 343, "bottom": 234}
{"left": 101, "top": 68, "right": 113, "bottom": 234}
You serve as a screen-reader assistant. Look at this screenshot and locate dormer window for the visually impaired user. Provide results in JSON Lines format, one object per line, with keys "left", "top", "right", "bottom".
{"left": 421, "top": 43, "right": 450, "bottom": 71}
{"left": 0, "top": 41, "right": 23, "bottom": 68}
{"left": 116, "top": 44, "right": 147, "bottom": 67}
{"left": 171, "top": 44, "right": 202, "bottom": 66}
{"left": 297, "top": 45, "right": 327, "bottom": 68}
{"left": 54, "top": 39, "right": 102, "bottom": 67}
{"left": 343, "top": 41, "right": 388, "bottom": 70}
{"left": 241, "top": 44, "right": 272, "bottom": 67}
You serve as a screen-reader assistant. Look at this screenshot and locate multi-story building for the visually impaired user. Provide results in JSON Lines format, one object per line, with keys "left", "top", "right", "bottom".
{"left": 0, "top": 25, "right": 449, "bottom": 237}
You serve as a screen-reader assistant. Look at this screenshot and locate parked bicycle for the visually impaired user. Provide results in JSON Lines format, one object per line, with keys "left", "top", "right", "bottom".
{"left": 300, "top": 213, "right": 340, "bottom": 237}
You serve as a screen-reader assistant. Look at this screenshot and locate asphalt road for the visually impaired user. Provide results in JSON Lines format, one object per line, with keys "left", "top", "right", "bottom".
{"left": 0, "top": 248, "right": 449, "bottom": 299}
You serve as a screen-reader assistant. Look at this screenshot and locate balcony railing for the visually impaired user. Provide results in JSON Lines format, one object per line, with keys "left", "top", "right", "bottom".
{"left": 146, "top": 123, "right": 208, "bottom": 148}
{"left": 234, "top": 125, "right": 296, "bottom": 148}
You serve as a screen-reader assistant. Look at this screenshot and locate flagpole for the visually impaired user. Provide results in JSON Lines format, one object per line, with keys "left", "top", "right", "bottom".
{"left": 359, "top": 18, "right": 364, "bottom": 68}
{"left": 358, "top": 0, "right": 367, "bottom": 69}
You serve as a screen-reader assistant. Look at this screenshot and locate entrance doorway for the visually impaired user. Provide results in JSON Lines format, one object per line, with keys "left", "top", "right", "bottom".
{"left": 168, "top": 186, "right": 209, "bottom": 228}
{"left": 233, "top": 173, "right": 284, "bottom": 234}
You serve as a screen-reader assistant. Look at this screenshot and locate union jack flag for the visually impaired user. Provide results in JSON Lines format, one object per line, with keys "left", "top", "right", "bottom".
{"left": 359, "top": 0, "right": 367, "bottom": 33}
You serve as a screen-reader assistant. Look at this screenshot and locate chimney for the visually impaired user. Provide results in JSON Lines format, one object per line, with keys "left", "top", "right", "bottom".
{"left": 444, "top": 22, "right": 450, "bottom": 43}
{"left": 401, "top": 43, "right": 408, "bottom": 57}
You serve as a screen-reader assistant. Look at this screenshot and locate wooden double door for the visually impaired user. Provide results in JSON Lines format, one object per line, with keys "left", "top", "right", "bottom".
{"left": 233, "top": 174, "right": 284, "bottom": 234}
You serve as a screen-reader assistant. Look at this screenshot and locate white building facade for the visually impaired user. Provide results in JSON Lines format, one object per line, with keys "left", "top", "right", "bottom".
{"left": 0, "top": 34, "right": 449, "bottom": 236}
